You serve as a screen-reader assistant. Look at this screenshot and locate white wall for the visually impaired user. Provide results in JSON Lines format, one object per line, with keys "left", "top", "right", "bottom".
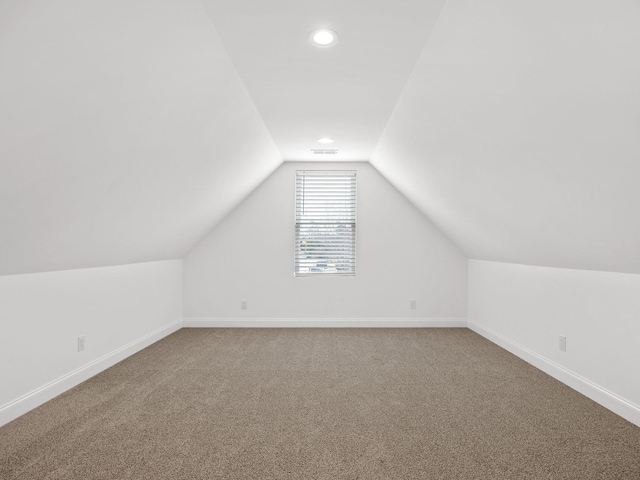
{"left": 468, "top": 259, "right": 640, "bottom": 426}
{"left": 183, "top": 162, "right": 467, "bottom": 324}
{"left": 0, "top": 260, "right": 183, "bottom": 426}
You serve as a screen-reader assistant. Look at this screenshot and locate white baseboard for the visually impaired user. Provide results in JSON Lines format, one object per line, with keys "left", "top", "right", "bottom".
{"left": 183, "top": 318, "right": 467, "bottom": 328}
{"left": 11, "top": 318, "right": 635, "bottom": 430}
{"left": 467, "top": 320, "right": 640, "bottom": 428}
{"left": 0, "top": 319, "right": 183, "bottom": 428}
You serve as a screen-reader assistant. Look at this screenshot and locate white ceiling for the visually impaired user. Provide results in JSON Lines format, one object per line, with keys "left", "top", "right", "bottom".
{"left": 0, "top": 0, "right": 280, "bottom": 274}
{"left": 372, "top": 0, "right": 640, "bottom": 274}
{"left": 1, "top": 0, "right": 639, "bottom": 275}
{"left": 200, "top": 0, "right": 447, "bottom": 161}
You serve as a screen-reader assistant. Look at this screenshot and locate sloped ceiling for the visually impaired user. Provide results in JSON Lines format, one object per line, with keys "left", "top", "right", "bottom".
{"left": 372, "top": 0, "right": 640, "bottom": 274}
{"left": 2, "top": 0, "right": 639, "bottom": 275}
{"left": 200, "top": 0, "right": 447, "bottom": 161}
{"left": 0, "top": 0, "right": 281, "bottom": 275}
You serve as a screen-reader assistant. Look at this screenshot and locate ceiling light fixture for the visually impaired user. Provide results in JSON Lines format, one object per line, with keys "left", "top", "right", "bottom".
{"left": 309, "top": 29, "right": 339, "bottom": 48}
{"left": 317, "top": 138, "right": 334, "bottom": 144}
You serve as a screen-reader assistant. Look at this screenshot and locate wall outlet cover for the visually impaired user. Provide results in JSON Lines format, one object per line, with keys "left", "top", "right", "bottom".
{"left": 559, "top": 336, "right": 567, "bottom": 352}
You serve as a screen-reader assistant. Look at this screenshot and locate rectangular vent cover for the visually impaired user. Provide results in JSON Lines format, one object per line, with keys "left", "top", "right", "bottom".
{"left": 311, "top": 149, "right": 338, "bottom": 155}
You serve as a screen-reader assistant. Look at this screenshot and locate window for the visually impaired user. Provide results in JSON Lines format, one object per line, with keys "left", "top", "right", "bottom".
{"left": 295, "top": 171, "right": 356, "bottom": 276}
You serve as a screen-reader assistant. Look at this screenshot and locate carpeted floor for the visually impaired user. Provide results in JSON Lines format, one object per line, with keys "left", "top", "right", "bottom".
{"left": 1, "top": 328, "right": 639, "bottom": 479}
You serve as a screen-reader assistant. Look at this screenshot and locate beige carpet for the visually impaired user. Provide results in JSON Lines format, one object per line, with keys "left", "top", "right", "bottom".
{"left": 1, "top": 328, "right": 639, "bottom": 479}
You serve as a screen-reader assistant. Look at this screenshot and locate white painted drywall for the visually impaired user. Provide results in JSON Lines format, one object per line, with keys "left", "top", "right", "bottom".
{"left": 468, "top": 259, "right": 640, "bottom": 423}
{"left": 183, "top": 162, "right": 467, "bottom": 321}
{"left": 372, "top": 0, "right": 640, "bottom": 274}
{"left": 201, "top": 0, "right": 446, "bottom": 161}
{"left": 0, "top": 0, "right": 281, "bottom": 275}
{"left": 0, "top": 260, "right": 182, "bottom": 421}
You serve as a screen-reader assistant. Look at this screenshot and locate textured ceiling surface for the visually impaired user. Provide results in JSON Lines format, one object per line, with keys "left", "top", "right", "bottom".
{"left": 1, "top": 0, "right": 639, "bottom": 275}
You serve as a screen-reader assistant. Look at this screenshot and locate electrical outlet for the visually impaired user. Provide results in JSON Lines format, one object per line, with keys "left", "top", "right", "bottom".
{"left": 78, "top": 335, "right": 85, "bottom": 352}
{"left": 240, "top": 300, "right": 248, "bottom": 310}
{"left": 559, "top": 336, "right": 566, "bottom": 352}
{"left": 410, "top": 299, "right": 417, "bottom": 310}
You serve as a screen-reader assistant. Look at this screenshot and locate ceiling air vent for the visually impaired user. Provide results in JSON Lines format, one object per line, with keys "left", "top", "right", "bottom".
{"left": 311, "top": 149, "right": 338, "bottom": 155}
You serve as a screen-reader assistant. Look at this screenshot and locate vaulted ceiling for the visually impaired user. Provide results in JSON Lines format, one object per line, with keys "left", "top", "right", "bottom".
{"left": 0, "top": 0, "right": 281, "bottom": 274}
{"left": 200, "top": 0, "right": 447, "bottom": 161}
{"left": 371, "top": 0, "right": 640, "bottom": 274}
{"left": 1, "top": 0, "right": 639, "bottom": 275}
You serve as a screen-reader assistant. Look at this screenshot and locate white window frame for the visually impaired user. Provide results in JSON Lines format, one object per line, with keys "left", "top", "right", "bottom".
{"left": 294, "top": 170, "right": 356, "bottom": 277}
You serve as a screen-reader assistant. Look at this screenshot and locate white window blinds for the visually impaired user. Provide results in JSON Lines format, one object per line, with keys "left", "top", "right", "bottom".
{"left": 295, "top": 171, "right": 356, "bottom": 276}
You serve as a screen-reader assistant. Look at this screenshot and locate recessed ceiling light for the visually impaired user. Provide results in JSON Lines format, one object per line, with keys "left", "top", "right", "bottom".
{"left": 317, "top": 138, "right": 334, "bottom": 144}
{"left": 309, "top": 29, "right": 339, "bottom": 48}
